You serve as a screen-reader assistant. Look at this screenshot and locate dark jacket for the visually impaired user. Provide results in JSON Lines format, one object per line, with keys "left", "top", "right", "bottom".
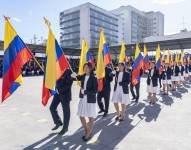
{"left": 56, "top": 69, "right": 73, "bottom": 101}
{"left": 101, "top": 66, "right": 113, "bottom": 92}
{"left": 189, "top": 64, "right": 191, "bottom": 72}
{"left": 185, "top": 64, "right": 188, "bottom": 73}
{"left": 161, "top": 67, "right": 172, "bottom": 80}
{"left": 174, "top": 65, "right": 180, "bottom": 76}
{"left": 77, "top": 73, "right": 98, "bottom": 103}
{"left": 180, "top": 65, "right": 185, "bottom": 76}
{"left": 147, "top": 67, "right": 159, "bottom": 87}
{"left": 114, "top": 71, "right": 130, "bottom": 94}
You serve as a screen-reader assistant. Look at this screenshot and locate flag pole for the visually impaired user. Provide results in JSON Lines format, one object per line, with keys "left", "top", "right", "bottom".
{"left": 43, "top": 17, "right": 81, "bottom": 86}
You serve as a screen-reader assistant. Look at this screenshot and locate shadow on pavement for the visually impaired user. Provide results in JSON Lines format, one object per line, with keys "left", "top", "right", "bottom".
{"left": 23, "top": 103, "right": 145, "bottom": 150}
{"left": 138, "top": 103, "right": 161, "bottom": 122}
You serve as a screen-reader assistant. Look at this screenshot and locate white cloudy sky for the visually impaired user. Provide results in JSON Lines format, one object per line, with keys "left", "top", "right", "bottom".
{"left": 0, "top": 0, "right": 190, "bottom": 43}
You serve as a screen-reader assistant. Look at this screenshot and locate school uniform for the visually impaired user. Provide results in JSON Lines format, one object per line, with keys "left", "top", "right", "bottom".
{"left": 147, "top": 67, "right": 159, "bottom": 94}
{"left": 189, "top": 64, "right": 191, "bottom": 76}
{"left": 77, "top": 73, "right": 98, "bottom": 118}
{"left": 97, "top": 66, "right": 113, "bottom": 113}
{"left": 50, "top": 69, "right": 73, "bottom": 130}
{"left": 130, "top": 68, "right": 143, "bottom": 101}
{"left": 112, "top": 71, "right": 130, "bottom": 105}
{"left": 180, "top": 65, "right": 185, "bottom": 81}
{"left": 172, "top": 65, "right": 180, "bottom": 81}
{"left": 184, "top": 64, "right": 189, "bottom": 78}
{"left": 161, "top": 66, "right": 172, "bottom": 85}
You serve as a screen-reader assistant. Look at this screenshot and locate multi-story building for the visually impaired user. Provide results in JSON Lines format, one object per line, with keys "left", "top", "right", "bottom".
{"left": 60, "top": 3, "right": 122, "bottom": 48}
{"left": 111, "top": 6, "right": 164, "bottom": 44}
{"left": 60, "top": 3, "right": 164, "bottom": 48}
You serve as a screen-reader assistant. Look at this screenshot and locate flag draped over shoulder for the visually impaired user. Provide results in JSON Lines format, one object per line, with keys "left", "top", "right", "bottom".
{"left": 2, "top": 17, "right": 33, "bottom": 102}
{"left": 119, "top": 40, "right": 126, "bottom": 63}
{"left": 155, "top": 44, "right": 161, "bottom": 69}
{"left": 96, "top": 29, "right": 107, "bottom": 92}
{"left": 42, "top": 18, "right": 69, "bottom": 106}
{"left": 143, "top": 44, "right": 149, "bottom": 73}
{"left": 132, "top": 44, "right": 143, "bottom": 86}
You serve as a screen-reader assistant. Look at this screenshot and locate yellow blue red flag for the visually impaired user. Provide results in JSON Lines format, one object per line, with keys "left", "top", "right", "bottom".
{"left": 119, "top": 40, "right": 126, "bottom": 63}
{"left": 155, "top": 44, "right": 161, "bottom": 69}
{"left": 78, "top": 39, "right": 93, "bottom": 75}
{"left": 132, "top": 44, "right": 143, "bottom": 85}
{"left": 96, "top": 29, "right": 107, "bottom": 91}
{"left": 2, "top": 17, "right": 33, "bottom": 102}
{"left": 42, "top": 18, "right": 69, "bottom": 106}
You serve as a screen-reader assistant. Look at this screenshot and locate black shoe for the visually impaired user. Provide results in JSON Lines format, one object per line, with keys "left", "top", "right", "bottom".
{"left": 51, "top": 123, "right": 62, "bottom": 131}
{"left": 58, "top": 128, "right": 68, "bottom": 135}
{"left": 82, "top": 134, "right": 92, "bottom": 142}
{"left": 135, "top": 99, "right": 139, "bottom": 103}
{"left": 131, "top": 97, "right": 136, "bottom": 100}
{"left": 98, "top": 110, "right": 104, "bottom": 114}
{"left": 103, "top": 112, "right": 108, "bottom": 117}
{"left": 119, "top": 118, "right": 124, "bottom": 122}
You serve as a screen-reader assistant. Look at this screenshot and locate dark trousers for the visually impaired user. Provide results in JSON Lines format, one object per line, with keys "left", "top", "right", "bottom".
{"left": 97, "top": 90, "right": 110, "bottom": 113}
{"left": 50, "top": 94, "right": 70, "bottom": 129}
{"left": 159, "top": 76, "right": 162, "bottom": 88}
{"left": 130, "top": 82, "right": 140, "bottom": 100}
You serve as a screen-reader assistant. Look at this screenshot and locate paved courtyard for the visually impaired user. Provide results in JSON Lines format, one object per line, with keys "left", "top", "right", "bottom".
{"left": 0, "top": 77, "right": 191, "bottom": 150}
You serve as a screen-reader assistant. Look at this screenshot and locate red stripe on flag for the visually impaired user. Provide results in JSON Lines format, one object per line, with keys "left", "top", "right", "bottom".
{"left": 98, "top": 79, "right": 103, "bottom": 92}
{"left": 2, "top": 48, "right": 32, "bottom": 101}
{"left": 56, "top": 55, "right": 69, "bottom": 80}
{"left": 42, "top": 81, "right": 52, "bottom": 106}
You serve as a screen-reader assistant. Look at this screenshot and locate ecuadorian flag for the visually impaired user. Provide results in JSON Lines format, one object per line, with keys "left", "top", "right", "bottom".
{"left": 132, "top": 44, "right": 143, "bottom": 86}
{"left": 96, "top": 29, "right": 107, "bottom": 91}
{"left": 42, "top": 18, "right": 69, "bottom": 106}
{"left": 143, "top": 44, "right": 149, "bottom": 73}
{"left": 119, "top": 40, "right": 126, "bottom": 63}
{"left": 2, "top": 17, "right": 32, "bottom": 102}
{"left": 155, "top": 44, "right": 161, "bottom": 70}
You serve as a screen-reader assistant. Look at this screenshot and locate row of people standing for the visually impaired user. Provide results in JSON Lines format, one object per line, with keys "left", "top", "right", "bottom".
{"left": 49, "top": 62, "right": 132, "bottom": 141}
{"left": 48, "top": 60, "right": 191, "bottom": 142}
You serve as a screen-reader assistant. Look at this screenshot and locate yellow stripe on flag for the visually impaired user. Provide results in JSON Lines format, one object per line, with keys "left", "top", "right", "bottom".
{"left": 96, "top": 29, "right": 105, "bottom": 79}
{"left": 4, "top": 18, "right": 17, "bottom": 51}
{"left": 155, "top": 44, "right": 161, "bottom": 62}
{"left": 134, "top": 43, "right": 140, "bottom": 59}
{"left": 44, "top": 19, "right": 57, "bottom": 90}
{"left": 78, "top": 39, "right": 89, "bottom": 75}
{"left": 119, "top": 40, "right": 126, "bottom": 63}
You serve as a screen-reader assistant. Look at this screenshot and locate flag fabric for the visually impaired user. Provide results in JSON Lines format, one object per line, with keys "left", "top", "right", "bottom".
{"left": 155, "top": 44, "right": 161, "bottom": 70}
{"left": 119, "top": 40, "right": 126, "bottom": 63}
{"left": 165, "top": 50, "right": 170, "bottom": 63}
{"left": 2, "top": 17, "right": 33, "bottom": 102}
{"left": 42, "top": 18, "right": 69, "bottom": 106}
{"left": 143, "top": 44, "right": 149, "bottom": 73}
{"left": 175, "top": 52, "right": 179, "bottom": 63}
{"left": 78, "top": 39, "right": 89, "bottom": 75}
{"left": 96, "top": 29, "right": 106, "bottom": 91}
{"left": 132, "top": 44, "right": 143, "bottom": 86}
{"left": 101, "top": 32, "right": 111, "bottom": 66}
{"left": 180, "top": 50, "right": 185, "bottom": 63}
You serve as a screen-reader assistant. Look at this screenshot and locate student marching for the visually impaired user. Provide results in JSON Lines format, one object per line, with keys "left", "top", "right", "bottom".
{"left": 2, "top": 17, "right": 191, "bottom": 143}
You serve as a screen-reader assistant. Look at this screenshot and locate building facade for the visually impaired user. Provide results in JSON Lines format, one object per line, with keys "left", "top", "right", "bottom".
{"left": 111, "top": 6, "right": 164, "bottom": 44}
{"left": 60, "top": 3, "right": 122, "bottom": 48}
{"left": 60, "top": 3, "right": 164, "bottom": 48}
